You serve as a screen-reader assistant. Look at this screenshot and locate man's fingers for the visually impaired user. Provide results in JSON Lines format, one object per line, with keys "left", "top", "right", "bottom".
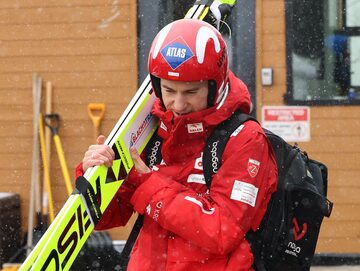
{"left": 130, "top": 147, "right": 142, "bottom": 167}
{"left": 82, "top": 135, "right": 112, "bottom": 172}
{"left": 97, "top": 135, "right": 106, "bottom": 145}
{"left": 130, "top": 147, "right": 151, "bottom": 174}
{"left": 106, "top": 146, "right": 115, "bottom": 159}
{"left": 94, "top": 135, "right": 115, "bottom": 159}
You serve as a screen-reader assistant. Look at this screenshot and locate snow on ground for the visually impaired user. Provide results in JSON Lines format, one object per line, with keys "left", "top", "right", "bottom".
{"left": 311, "top": 266, "right": 360, "bottom": 271}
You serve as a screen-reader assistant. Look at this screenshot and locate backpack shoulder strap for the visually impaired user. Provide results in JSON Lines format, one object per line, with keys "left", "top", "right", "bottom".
{"left": 118, "top": 215, "right": 144, "bottom": 268}
{"left": 144, "top": 128, "right": 163, "bottom": 168}
{"left": 203, "top": 110, "right": 257, "bottom": 190}
{"left": 118, "top": 131, "right": 163, "bottom": 269}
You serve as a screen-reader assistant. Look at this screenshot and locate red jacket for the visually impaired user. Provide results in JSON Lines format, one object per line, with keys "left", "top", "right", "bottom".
{"left": 76, "top": 71, "right": 277, "bottom": 271}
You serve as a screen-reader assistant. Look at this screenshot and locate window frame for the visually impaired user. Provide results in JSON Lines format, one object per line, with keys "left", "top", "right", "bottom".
{"left": 344, "top": 0, "right": 360, "bottom": 28}
{"left": 284, "top": 0, "right": 360, "bottom": 106}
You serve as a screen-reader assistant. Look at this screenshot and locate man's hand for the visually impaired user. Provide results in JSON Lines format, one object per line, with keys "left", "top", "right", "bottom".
{"left": 82, "top": 135, "right": 115, "bottom": 172}
{"left": 130, "top": 147, "right": 151, "bottom": 174}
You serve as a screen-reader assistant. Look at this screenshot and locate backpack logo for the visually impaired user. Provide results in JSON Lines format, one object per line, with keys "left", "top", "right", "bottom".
{"left": 293, "top": 217, "right": 308, "bottom": 241}
{"left": 248, "top": 159, "right": 260, "bottom": 178}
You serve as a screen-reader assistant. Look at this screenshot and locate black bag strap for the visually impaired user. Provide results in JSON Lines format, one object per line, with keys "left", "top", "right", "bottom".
{"left": 203, "top": 110, "right": 257, "bottom": 189}
{"left": 202, "top": 111, "right": 261, "bottom": 270}
{"left": 118, "top": 215, "right": 144, "bottom": 270}
{"left": 145, "top": 128, "right": 163, "bottom": 168}
{"left": 118, "top": 130, "right": 164, "bottom": 270}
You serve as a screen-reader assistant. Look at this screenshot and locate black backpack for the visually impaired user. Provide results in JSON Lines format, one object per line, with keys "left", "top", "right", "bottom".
{"left": 120, "top": 110, "right": 333, "bottom": 271}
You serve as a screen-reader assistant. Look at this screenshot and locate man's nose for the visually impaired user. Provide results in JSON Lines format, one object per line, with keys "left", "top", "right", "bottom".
{"left": 173, "top": 94, "right": 187, "bottom": 112}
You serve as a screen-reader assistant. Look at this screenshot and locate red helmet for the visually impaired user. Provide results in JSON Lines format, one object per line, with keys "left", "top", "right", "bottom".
{"left": 148, "top": 19, "right": 229, "bottom": 107}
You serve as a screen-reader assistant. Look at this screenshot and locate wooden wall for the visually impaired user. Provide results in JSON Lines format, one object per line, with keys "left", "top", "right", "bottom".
{"left": 2, "top": 0, "right": 359, "bottom": 254}
{"left": 0, "top": 0, "right": 138, "bottom": 241}
{"left": 256, "top": 0, "right": 360, "bottom": 253}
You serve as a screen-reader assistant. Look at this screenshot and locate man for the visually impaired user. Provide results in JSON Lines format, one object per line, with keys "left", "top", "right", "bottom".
{"left": 77, "top": 18, "right": 277, "bottom": 271}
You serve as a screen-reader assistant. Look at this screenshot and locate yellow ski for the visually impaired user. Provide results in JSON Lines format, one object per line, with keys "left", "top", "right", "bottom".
{"left": 19, "top": 1, "right": 225, "bottom": 270}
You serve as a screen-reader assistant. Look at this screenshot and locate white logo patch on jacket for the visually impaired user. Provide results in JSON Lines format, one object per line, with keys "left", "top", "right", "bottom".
{"left": 187, "top": 123, "right": 204, "bottom": 133}
{"left": 146, "top": 204, "right": 151, "bottom": 215}
{"left": 230, "top": 124, "right": 245, "bottom": 137}
{"left": 248, "top": 158, "right": 260, "bottom": 178}
{"left": 194, "top": 153, "right": 203, "bottom": 170}
{"left": 160, "top": 121, "right": 167, "bottom": 131}
{"left": 230, "top": 180, "right": 259, "bottom": 207}
{"left": 184, "top": 196, "right": 215, "bottom": 215}
{"left": 187, "top": 174, "right": 206, "bottom": 184}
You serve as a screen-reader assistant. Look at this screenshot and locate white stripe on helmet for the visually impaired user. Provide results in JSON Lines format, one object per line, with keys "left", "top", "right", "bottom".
{"left": 196, "top": 26, "right": 221, "bottom": 64}
{"left": 152, "top": 23, "right": 173, "bottom": 59}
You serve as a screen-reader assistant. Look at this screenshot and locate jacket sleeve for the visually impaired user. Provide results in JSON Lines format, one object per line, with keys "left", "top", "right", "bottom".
{"left": 130, "top": 121, "right": 277, "bottom": 255}
{"left": 74, "top": 162, "right": 138, "bottom": 230}
{"left": 94, "top": 178, "right": 136, "bottom": 230}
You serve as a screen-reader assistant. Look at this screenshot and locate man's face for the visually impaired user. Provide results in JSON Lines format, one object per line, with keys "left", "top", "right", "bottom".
{"left": 160, "top": 79, "right": 208, "bottom": 118}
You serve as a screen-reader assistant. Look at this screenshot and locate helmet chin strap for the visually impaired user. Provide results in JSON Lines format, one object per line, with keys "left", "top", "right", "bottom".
{"left": 216, "top": 82, "right": 229, "bottom": 110}
{"left": 207, "top": 80, "right": 217, "bottom": 107}
{"left": 150, "top": 74, "right": 163, "bottom": 104}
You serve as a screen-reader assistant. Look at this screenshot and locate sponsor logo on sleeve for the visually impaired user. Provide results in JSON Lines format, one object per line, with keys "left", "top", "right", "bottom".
{"left": 152, "top": 201, "right": 163, "bottom": 222}
{"left": 230, "top": 180, "right": 259, "bottom": 207}
{"left": 248, "top": 158, "right": 260, "bottom": 178}
{"left": 146, "top": 204, "right": 151, "bottom": 215}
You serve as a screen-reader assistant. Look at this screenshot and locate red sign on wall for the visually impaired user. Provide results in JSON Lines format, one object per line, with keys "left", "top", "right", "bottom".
{"left": 262, "top": 106, "right": 310, "bottom": 142}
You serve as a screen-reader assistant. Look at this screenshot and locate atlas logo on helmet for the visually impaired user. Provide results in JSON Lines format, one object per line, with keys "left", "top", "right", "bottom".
{"left": 160, "top": 38, "right": 194, "bottom": 70}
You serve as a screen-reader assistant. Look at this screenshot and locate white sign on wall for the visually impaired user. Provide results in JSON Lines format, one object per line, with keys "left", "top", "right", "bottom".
{"left": 262, "top": 106, "right": 310, "bottom": 142}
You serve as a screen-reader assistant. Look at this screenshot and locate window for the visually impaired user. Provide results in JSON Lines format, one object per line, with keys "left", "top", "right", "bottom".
{"left": 285, "top": 0, "right": 360, "bottom": 105}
